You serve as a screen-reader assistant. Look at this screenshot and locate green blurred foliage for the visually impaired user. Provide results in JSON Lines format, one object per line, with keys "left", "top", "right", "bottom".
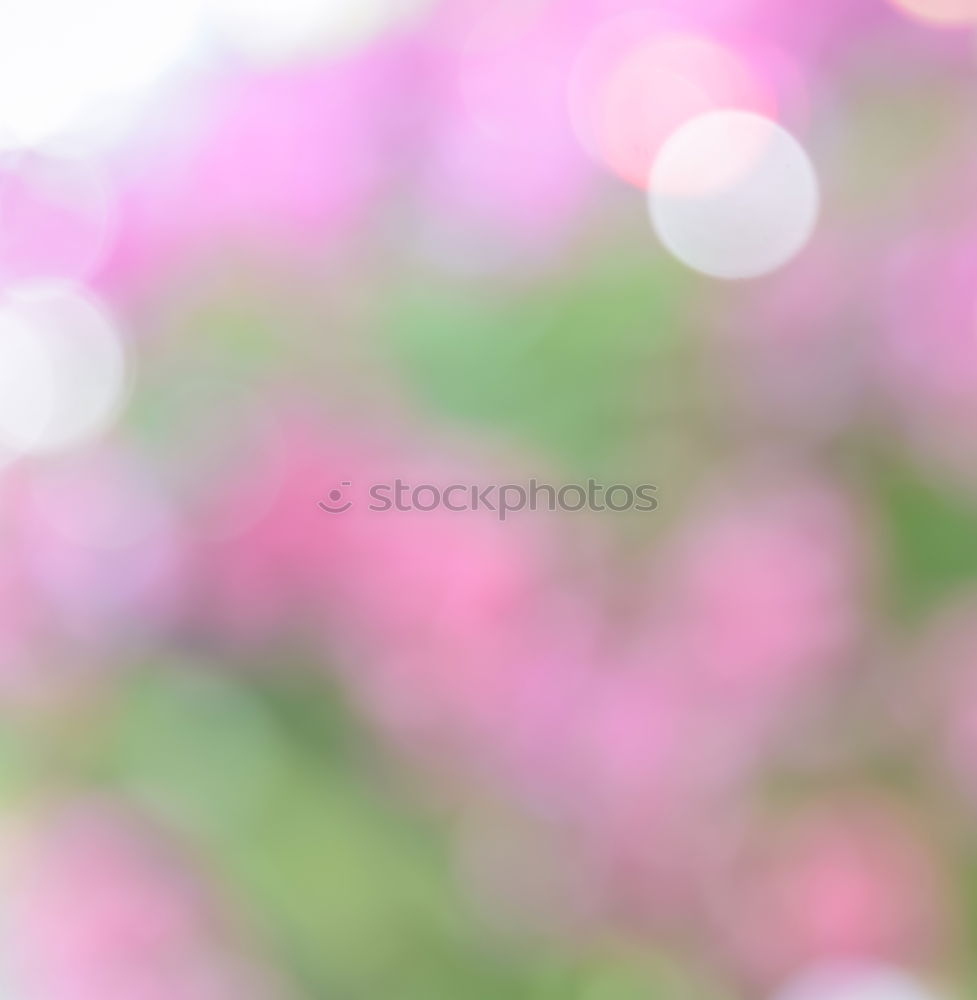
{"left": 387, "top": 247, "right": 700, "bottom": 473}
{"left": 11, "top": 661, "right": 733, "bottom": 1000}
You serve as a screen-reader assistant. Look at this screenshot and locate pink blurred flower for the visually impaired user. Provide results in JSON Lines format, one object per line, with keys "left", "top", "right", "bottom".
{"left": 906, "top": 596, "right": 977, "bottom": 810}
{"left": 875, "top": 226, "right": 977, "bottom": 482}
{"left": 98, "top": 40, "right": 418, "bottom": 299}
{"left": 714, "top": 801, "right": 945, "bottom": 987}
{"left": 546, "top": 479, "right": 865, "bottom": 925}
{"left": 651, "top": 477, "right": 864, "bottom": 729}
{"left": 0, "top": 450, "right": 186, "bottom": 697}
{"left": 198, "top": 433, "right": 872, "bottom": 945}
{"left": 717, "top": 235, "right": 872, "bottom": 441}
{"left": 409, "top": 0, "right": 597, "bottom": 267}
{"left": 0, "top": 148, "right": 114, "bottom": 291}
{"left": 189, "top": 420, "right": 394, "bottom": 646}
{"left": 9, "top": 801, "right": 272, "bottom": 1000}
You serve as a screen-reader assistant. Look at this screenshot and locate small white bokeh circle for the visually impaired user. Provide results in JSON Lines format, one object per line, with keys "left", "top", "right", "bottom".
{"left": 773, "top": 962, "right": 946, "bottom": 1000}
{"left": 648, "top": 110, "right": 820, "bottom": 280}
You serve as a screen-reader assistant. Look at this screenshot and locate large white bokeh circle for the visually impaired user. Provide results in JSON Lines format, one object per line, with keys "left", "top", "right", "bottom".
{"left": 0, "top": 288, "right": 127, "bottom": 457}
{"left": 648, "top": 110, "right": 819, "bottom": 280}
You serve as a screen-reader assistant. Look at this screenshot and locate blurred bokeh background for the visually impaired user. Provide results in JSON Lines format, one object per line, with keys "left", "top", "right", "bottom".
{"left": 5, "top": 0, "right": 977, "bottom": 997}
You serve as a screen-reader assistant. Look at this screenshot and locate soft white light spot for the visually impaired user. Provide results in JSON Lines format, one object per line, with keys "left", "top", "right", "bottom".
{"left": 203, "top": 0, "right": 431, "bottom": 63}
{"left": 773, "top": 963, "right": 945, "bottom": 1000}
{"left": 0, "top": 289, "right": 127, "bottom": 456}
{"left": 648, "top": 110, "right": 819, "bottom": 280}
{"left": 0, "top": 311, "right": 55, "bottom": 453}
{"left": 0, "top": 0, "right": 201, "bottom": 147}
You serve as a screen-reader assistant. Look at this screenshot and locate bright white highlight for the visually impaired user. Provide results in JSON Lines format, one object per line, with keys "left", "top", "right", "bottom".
{"left": 0, "top": 0, "right": 200, "bottom": 147}
{"left": 0, "top": 289, "right": 127, "bottom": 457}
{"left": 203, "top": 0, "right": 431, "bottom": 63}
{"left": 773, "top": 963, "right": 944, "bottom": 1000}
{"left": 648, "top": 111, "right": 819, "bottom": 280}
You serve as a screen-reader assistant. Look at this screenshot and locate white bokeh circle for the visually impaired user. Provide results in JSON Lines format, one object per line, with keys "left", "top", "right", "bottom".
{"left": 0, "top": 288, "right": 127, "bottom": 457}
{"left": 773, "top": 963, "right": 944, "bottom": 1000}
{"left": 648, "top": 110, "right": 819, "bottom": 280}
